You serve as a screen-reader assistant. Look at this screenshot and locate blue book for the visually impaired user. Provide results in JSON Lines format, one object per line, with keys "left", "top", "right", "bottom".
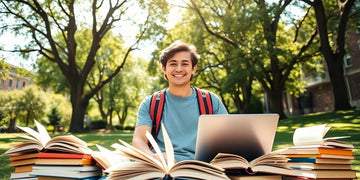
{"left": 289, "top": 157, "right": 352, "bottom": 164}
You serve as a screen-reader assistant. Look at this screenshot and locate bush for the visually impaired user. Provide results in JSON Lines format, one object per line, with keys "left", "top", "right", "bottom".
{"left": 115, "top": 125, "right": 135, "bottom": 131}
{"left": 90, "top": 120, "right": 107, "bottom": 129}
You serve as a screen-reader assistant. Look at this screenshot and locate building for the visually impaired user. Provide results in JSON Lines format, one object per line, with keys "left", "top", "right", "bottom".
{"left": 0, "top": 63, "right": 33, "bottom": 90}
{"left": 281, "top": 27, "right": 360, "bottom": 116}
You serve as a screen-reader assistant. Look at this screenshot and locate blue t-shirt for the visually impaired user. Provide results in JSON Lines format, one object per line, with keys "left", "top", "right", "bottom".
{"left": 136, "top": 88, "right": 228, "bottom": 162}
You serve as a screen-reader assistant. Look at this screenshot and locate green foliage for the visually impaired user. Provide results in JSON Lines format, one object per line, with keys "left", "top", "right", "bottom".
{"left": 45, "top": 92, "right": 72, "bottom": 130}
{"left": 0, "top": 59, "right": 11, "bottom": 80}
{"left": 48, "top": 108, "right": 61, "bottom": 133}
{"left": 33, "top": 56, "right": 68, "bottom": 94}
{"left": 17, "top": 86, "right": 47, "bottom": 126}
{"left": 89, "top": 120, "right": 107, "bottom": 130}
{"left": 0, "top": 90, "right": 22, "bottom": 128}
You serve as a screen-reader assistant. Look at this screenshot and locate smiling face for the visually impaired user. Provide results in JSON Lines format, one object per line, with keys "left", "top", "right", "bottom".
{"left": 162, "top": 51, "right": 197, "bottom": 88}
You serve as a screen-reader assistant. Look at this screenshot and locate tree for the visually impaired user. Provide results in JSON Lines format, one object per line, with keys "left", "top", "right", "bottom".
{"left": 302, "top": 0, "right": 358, "bottom": 110}
{"left": 181, "top": 0, "right": 318, "bottom": 117}
{"left": 17, "top": 86, "right": 47, "bottom": 127}
{"left": 0, "top": 90, "right": 22, "bottom": 132}
{"left": 48, "top": 108, "right": 61, "bottom": 134}
{"left": 0, "top": 0, "right": 168, "bottom": 132}
{"left": 246, "top": 0, "right": 318, "bottom": 118}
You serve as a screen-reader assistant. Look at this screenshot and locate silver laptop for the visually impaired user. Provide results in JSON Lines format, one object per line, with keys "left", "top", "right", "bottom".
{"left": 194, "top": 114, "right": 279, "bottom": 162}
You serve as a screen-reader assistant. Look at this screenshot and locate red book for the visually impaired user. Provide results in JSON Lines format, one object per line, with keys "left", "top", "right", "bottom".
{"left": 9, "top": 152, "right": 92, "bottom": 161}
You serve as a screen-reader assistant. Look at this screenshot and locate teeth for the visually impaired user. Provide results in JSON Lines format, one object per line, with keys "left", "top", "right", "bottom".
{"left": 174, "top": 75, "right": 184, "bottom": 77}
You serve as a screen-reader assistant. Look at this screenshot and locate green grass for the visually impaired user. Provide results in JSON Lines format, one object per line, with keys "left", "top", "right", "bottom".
{"left": 1, "top": 109, "right": 359, "bottom": 179}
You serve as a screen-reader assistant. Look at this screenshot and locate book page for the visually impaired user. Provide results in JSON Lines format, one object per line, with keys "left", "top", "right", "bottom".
{"left": 293, "top": 124, "right": 328, "bottom": 146}
{"left": 47, "top": 135, "right": 88, "bottom": 148}
{"left": 16, "top": 126, "right": 43, "bottom": 146}
{"left": 34, "top": 120, "right": 51, "bottom": 146}
{"left": 92, "top": 144, "right": 129, "bottom": 170}
{"left": 160, "top": 123, "right": 175, "bottom": 169}
{"left": 113, "top": 140, "right": 165, "bottom": 170}
{"left": 145, "top": 131, "right": 168, "bottom": 170}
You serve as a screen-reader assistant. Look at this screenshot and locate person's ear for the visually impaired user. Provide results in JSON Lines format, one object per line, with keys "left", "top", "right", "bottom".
{"left": 162, "top": 65, "right": 168, "bottom": 81}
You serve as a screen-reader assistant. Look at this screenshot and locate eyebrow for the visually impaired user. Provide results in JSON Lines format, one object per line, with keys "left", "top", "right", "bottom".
{"left": 168, "top": 59, "right": 190, "bottom": 63}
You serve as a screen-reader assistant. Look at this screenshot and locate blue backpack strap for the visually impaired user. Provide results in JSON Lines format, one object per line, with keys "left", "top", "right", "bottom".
{"left": 149, "top": 88, "right": 166, "bottom": 141}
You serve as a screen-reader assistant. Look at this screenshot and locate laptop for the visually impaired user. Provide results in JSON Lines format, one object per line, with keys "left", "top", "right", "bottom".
{"left": 194, "top": 114, "right": 279, "bottom": 162}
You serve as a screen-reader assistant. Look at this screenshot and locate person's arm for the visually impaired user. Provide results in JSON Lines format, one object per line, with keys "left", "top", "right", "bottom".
{"left": 132, "top": 125, "right": 172, "bottom": 162}
{"left": 132, "top": 125, "right": 154, "bottom": 156}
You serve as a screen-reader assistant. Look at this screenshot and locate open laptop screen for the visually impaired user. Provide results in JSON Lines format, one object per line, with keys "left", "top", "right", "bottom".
{"left": 194, "top": 114, "right": 279, "bottom": 162}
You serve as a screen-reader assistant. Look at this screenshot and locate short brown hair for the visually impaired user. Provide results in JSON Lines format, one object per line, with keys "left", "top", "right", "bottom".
{"left": 159, "top": 41, "right": 200, "bottom": 68}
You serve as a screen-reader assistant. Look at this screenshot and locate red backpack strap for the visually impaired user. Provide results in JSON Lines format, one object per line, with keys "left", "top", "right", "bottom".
{"left": 195, "top": 87, "right": 213, "bottom": 114}
{"left": 149, "top": 89, "right": 166, "bottom": 140}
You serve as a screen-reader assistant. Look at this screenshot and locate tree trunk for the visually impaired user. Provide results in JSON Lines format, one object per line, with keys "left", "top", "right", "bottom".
{"left": 8, "top": 117, "right": 17, "bottom": 133}
{"left": 68, "top": 84, "right": 89, "bottom": 132}
{"left": 108, "top": 108, "right": 114, "bottom": 130}
{"left": 232, "top": 85, "right": 252, "bottom": 114}
{"left": 269, "top": 88, "right": 286, "bottom": 119}
{"left": 326, "top": 55, "right": 352, "bottom": 110}
{"left": 311, "top": 0, "right": 352, "bottom": 111}
{"left": 26, "top": 111, "right": 30, "bottom": 127}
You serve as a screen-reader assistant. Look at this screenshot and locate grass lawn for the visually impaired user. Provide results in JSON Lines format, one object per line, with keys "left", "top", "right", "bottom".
{"left": 0, "top": 109, "right": 359, "bottom": 179}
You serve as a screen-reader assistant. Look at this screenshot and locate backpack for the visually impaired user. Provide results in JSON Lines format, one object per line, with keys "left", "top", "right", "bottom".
{"left": 149, "top": 87, "right": 213, "bottom": 140}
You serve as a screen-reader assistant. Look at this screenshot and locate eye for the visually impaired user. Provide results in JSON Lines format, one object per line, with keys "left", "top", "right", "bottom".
{"left": 169, "top": 62, "right": 177, "bottom": 66}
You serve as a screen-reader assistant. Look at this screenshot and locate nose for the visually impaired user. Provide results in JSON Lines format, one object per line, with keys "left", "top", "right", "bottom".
{"left": 175, "top": 64, "right": 182, "bottom": 71}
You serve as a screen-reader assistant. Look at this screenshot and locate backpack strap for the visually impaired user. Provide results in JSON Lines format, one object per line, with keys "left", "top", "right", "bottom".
{"left": 149, "top": 89, "right": 166, "bottom": 140}
{"left": 195, "top": 87, "right": 213, "bottom": 114}
{"left": 149, "top": 87, "right": 213, "bottom": 143}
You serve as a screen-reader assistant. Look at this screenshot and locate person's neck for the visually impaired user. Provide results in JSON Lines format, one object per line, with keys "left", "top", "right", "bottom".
{"left": 168, "top": 85, "right": 193, "bottom": 97}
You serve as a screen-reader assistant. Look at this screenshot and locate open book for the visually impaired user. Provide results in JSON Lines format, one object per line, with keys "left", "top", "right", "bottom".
{"left": 5, "top": 120, "right": 90, "bottom": 156}
{"left": 292, "top": 124, "right": 354, "bottom": 149}
{"left": 90, "top": 144, "right": 130, "bottom": 170}
{"left": 209, "top": 150, "right": 316, "bottom": 178}
{"left": 105, "top": 124, "right": 230, "bottom": 180}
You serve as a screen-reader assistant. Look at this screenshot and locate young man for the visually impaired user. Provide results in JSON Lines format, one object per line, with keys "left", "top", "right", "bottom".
{"left": 132, "top": 41, "right": 228, "bottom": 162}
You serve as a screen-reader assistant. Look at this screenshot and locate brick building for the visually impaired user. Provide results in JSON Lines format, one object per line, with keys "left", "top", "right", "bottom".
{"left": 280, "top": 27, "right": 360, "bottom": 116}
{"left": 0, "top": 63, "right": 33, "bottom": 91}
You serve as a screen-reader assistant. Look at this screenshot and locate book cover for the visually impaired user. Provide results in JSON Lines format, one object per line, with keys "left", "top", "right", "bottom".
{"left": 285, "top": 153, "right": 354, "bottom": 159}
{"left": 31, "top": 169, "right": 102, "bottom": 179}
{"left": 10, "top": 157, "right": 94, "bottom": 167}
{"left": 288, "top": 157, "right": 353, "bottom": 164}
{"left": 281, "top": 146, "right": 353, "bottom": 156}
{"left": 37, "top": 176, "right": 101, "bottom": 180}
{"left": 32, "top": 165, "right": 101, "bottom": 172}
{"left": 228, "top": 174, "right": 282, "bottom": 180}
{"left": 14, "top": 164, "right": 34, "bottom": 173}
{"left": 10, "top": 152, "right": 92, "bottom": 161}
{"left": 287, "top": 162, "right": 352, "bottom": 170}
{"left": 300, "top": 169, "right": 357, "bottom": 179}
{"left": 10, "top": 171, "right": 36, "bottom": 179}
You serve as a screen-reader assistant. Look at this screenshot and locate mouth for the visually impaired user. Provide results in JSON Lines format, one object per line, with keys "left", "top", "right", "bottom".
{"left": 173, "top": 74, "right": 185, "bottom": 78}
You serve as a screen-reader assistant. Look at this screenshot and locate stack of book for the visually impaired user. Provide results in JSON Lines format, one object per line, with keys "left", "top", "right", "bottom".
{"left": 5, "top": 120, "right": 102, "bottom": 180}
{"left": 9, "top": 152, "right": 101, "bottom": 180}
{"left": 281, "top": 124, "right": 357, "bottom": 180}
